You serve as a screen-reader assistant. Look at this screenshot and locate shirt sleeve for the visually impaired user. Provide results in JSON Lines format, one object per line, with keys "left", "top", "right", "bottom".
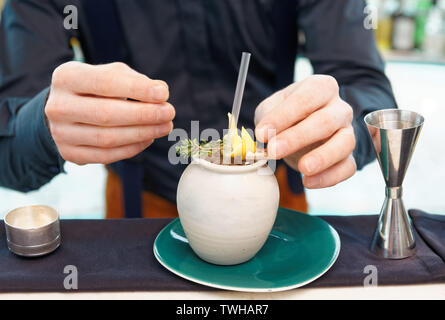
{"left": 297, "top": 0, "right": 398, "bottom": 169}
{"left": 0, "top": 0, "right": 74, "bottom": 191}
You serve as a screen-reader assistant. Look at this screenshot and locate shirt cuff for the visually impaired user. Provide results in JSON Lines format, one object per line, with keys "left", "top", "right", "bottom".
{"left": 19, "top": 87, "right": 65, "bottom": 175}
{"left": 37, "top": 88, "right": 65, "bottom": 172}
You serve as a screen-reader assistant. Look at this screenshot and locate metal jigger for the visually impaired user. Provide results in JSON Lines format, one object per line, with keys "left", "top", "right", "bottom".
{"left": 365, "top": 109, "right": 424, "bottom": 259}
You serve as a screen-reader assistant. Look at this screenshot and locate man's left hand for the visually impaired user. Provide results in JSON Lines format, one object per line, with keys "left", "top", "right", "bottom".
{"left": 255, "top": 75, "right": 357, "bottom": 189}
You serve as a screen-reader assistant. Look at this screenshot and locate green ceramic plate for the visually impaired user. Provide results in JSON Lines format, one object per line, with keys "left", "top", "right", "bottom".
{"left": 154, "top": 208, "right": 340, "bottom": 292}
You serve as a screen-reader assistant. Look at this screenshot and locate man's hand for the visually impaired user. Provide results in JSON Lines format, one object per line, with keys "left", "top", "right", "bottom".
{"left": 255, "top": 75, "right": 356, "bottom": 189}
{"left": 45, "top": 61, "right": 175, "bottom": 165}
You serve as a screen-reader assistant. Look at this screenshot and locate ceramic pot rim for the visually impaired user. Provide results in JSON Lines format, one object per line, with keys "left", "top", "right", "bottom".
{"left": 191, "top": 157, "right": 268, "bottom": 174}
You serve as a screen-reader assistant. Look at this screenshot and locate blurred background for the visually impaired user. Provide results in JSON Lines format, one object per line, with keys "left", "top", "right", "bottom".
{"left": 0, "top": 0, "right": 444, "bottom": 219}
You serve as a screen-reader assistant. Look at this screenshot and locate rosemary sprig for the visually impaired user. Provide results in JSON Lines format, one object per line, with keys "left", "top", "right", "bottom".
{"left": 176, "top": 139, "right": 223, "bottom": 159}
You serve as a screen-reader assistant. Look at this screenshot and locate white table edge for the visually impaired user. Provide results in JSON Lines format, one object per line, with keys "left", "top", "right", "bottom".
{"left": 1, "top": 284, "right": 444, "bottom": 300}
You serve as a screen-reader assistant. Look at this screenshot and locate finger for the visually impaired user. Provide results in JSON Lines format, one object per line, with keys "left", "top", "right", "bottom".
{"left": 58, "top": 140, "right": 154, "bottom": 165}
{"left": 49, "top": 94, "right": 175, "bottom": 126}
{"left": 54, "top": 62, "right": 169, "bottom": 102}
{"left": 298, "top": 126, "right": 356, "bottom": 176}
{"left": 254, "top": 86, "right": 294, "bottom": 143}
{"left": 51, "top": 122, "right": 173, "bottom": 148}
{"left": 302, "top": 155, "right": 357, "bottom": 189}
{"left": 267, "top": 99, "right": 352, "bottom": 159}
{"left": 256, "top": 75, "right": 339, "bottom": 141}
{"left": 254, "top": 86, "right": 292, "bottom": 126}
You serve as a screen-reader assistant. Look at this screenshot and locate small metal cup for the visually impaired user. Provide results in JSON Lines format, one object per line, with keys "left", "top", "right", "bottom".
{"left": 365, "top": 109, "right": 424, "bottom": 259}
{"left": 4, "top": 205, "right": 61, "bottom": 257}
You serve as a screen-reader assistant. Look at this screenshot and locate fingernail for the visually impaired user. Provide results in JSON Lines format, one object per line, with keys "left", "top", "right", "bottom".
{"left": 255, "top": 124, "right": 275, "bottom": 142}
{"left": 304, "top": 176, "right": 321, "bottom": 188}
{"left": 157, "top": 105, "right": 174, "bottom": 122}
{"left": 304, "top": 156, "right": 320, "bottom": 174}
{"left": 150, "top": 85, "right": 168, "bottom": 101}
{"left": 268, "top": 139, "right": 287, "bottom": 158}
{"left": 156, "top": 122, "right": 173, "bottom": 136}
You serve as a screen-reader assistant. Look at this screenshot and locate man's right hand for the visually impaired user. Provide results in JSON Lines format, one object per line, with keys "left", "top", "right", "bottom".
{"left": 45, "top": 61, "right": 175, "bottom": 165}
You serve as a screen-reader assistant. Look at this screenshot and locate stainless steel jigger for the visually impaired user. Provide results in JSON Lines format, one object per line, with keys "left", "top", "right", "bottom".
{"left": 365, "top": 109, "right": 424, "bottom": 259}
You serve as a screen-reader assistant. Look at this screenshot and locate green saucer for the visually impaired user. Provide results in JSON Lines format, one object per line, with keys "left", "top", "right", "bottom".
{"left": 154, "top": 208, "right": 340, "bottom": 292}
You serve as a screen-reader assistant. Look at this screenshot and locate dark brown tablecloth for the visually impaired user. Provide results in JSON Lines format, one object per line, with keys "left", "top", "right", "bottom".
{"left": 0, "top": 210, "right": 444, "bottom": 292}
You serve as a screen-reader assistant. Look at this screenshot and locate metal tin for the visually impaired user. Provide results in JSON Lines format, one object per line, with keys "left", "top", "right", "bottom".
{"left": 4, "top": 205, "right": 61, "bottom": 257}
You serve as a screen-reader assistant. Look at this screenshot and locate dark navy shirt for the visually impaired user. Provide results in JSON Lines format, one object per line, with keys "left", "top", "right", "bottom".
{"left": 0, "top": 0, "right": 396, "bottom": 203}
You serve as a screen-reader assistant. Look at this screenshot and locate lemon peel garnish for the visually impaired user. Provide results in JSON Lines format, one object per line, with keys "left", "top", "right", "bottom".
{"left": 223, "top": 113, "right": 257, "bottom": 159}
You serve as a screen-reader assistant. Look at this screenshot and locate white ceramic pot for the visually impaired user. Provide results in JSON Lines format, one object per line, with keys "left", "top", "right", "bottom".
{"left": 177, "top": 158, "right": 279, "bottom": 265}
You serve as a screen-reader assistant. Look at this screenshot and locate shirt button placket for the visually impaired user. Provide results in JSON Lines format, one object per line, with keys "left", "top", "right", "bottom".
{"left": 177, "top": 0, "right": 218, "bottom": 125}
